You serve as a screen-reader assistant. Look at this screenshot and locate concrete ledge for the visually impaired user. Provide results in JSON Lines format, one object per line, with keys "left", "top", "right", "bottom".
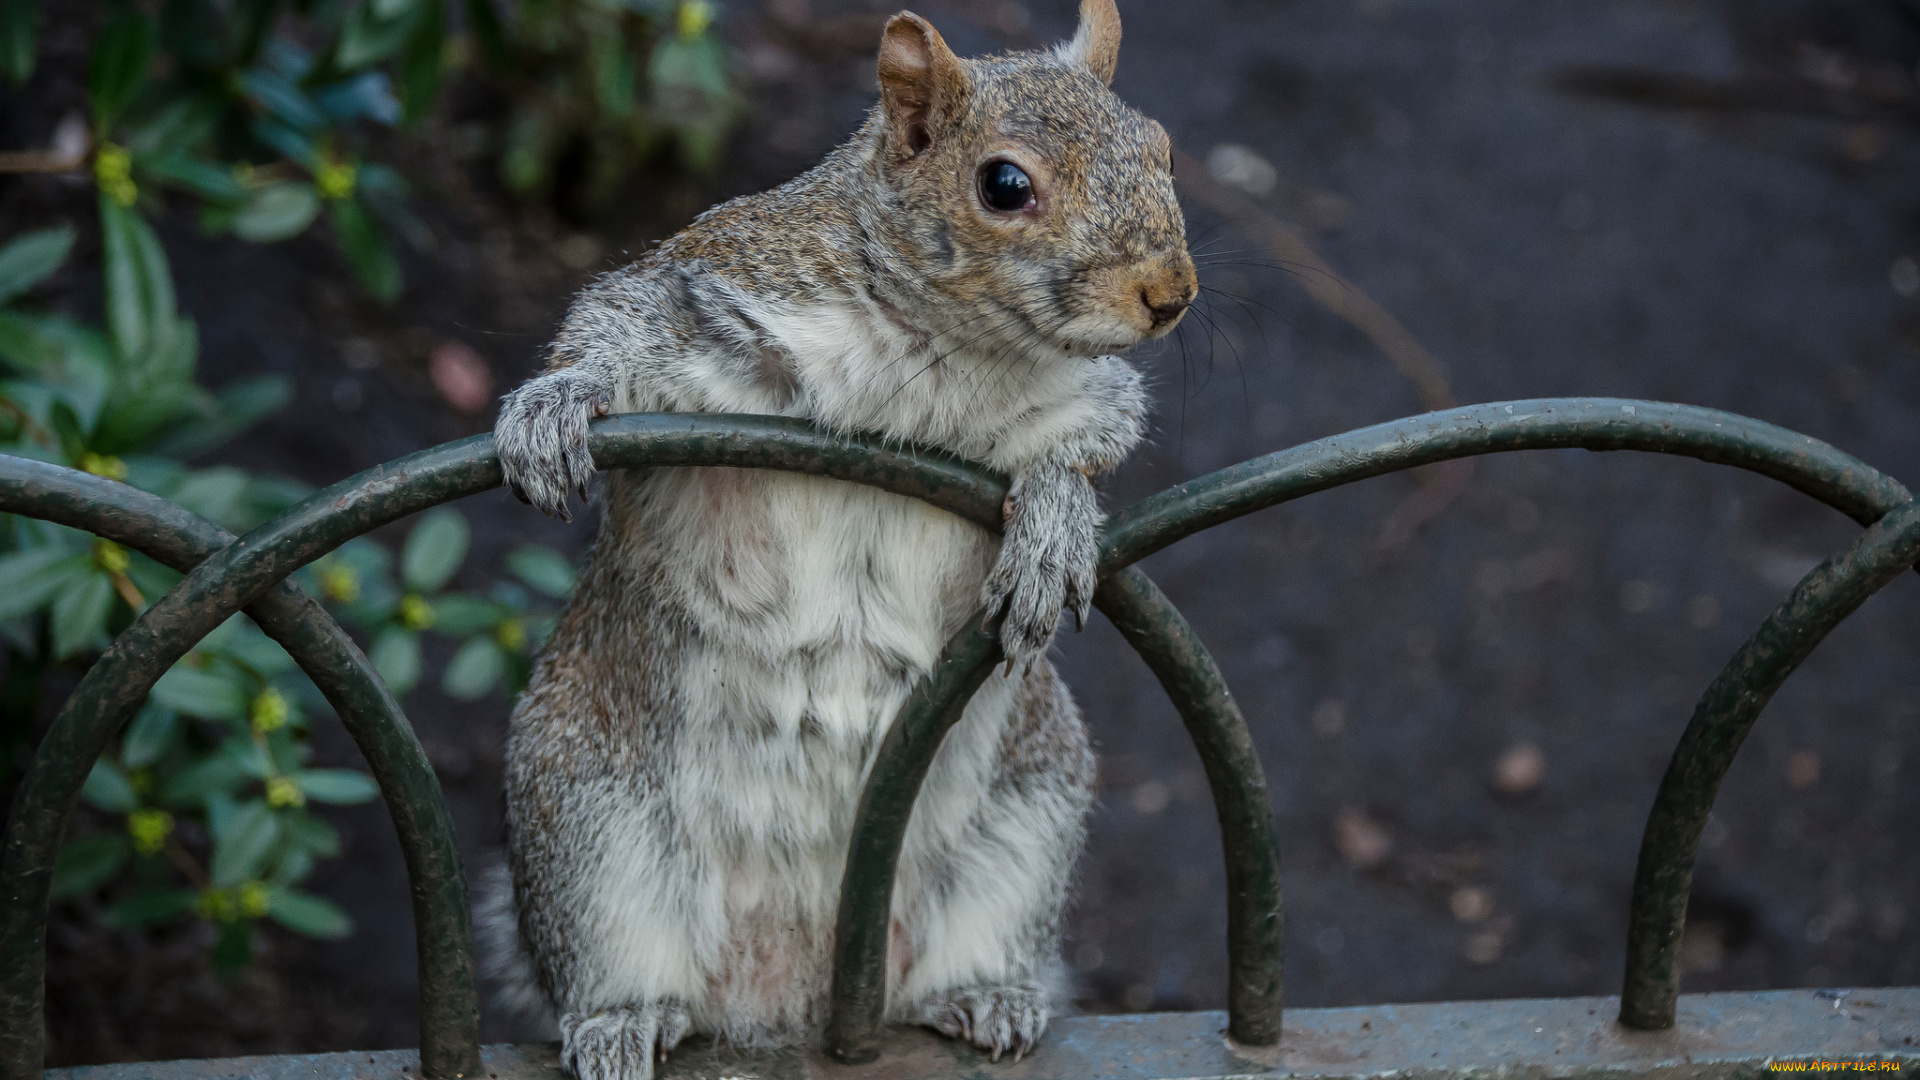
{"left": 48, "top": 987, "right": 1920, "bottom": 1080}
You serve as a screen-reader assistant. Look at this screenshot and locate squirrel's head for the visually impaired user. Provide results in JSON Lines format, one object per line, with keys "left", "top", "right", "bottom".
{"left": 864, "top": 0, "right": 1195, "bottom": 358}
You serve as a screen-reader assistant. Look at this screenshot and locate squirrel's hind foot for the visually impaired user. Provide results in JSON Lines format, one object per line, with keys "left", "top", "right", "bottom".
{"left": 914, "top": 983, "right": 1051, "bottom": 1063}
{"left": 559, "top": 1001, "right": 692, "bottom": 1080}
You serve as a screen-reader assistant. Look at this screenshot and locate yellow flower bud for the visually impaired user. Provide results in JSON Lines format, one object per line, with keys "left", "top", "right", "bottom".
{"left": 495, "top": 617, "right": 526, "bottom": 652}
{"left": 250, "top": 687, "right": 289, "bottom": 734}
{"left": 315, "top": 160, "right": 357, "bottom": 201}
{"left": 92, "top": 537, "right": 130, "bottom": 575}
{"left": 78, "top": 452, "right": 128, "bottom": 480}
{"left": 237, "top": 879, "right": 271, "bottom": 919}
{"left": 266, "top": 775, "right": 305, "bottom": 809}
{"left": 398, "top": 594, "right": 435, "bottom": 631}
{"left": 677, "top": 0, "right": 714, "bottom": 38}
{"left": 94, "top": 143, "right": 138, "bottom": 206}
{"left": 196, "top": 886, "right": 237, "bottom": 923}
{"left": 318, "top": 561, "right": 360, "bottom": 604}
{"left": 126, "top": 808, "right": 173, "bottom": 856}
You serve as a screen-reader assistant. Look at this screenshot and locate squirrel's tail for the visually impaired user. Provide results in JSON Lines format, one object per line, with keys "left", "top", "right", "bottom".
{"left": 475, "top": 860, "right": 559, "bottom": 1036}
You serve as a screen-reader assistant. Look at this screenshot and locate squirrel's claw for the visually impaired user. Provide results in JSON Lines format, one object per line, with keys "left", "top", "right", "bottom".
{"left": 494, "top": 369, "right": 606, "bottom": 522}
{"left": 981, "top": 462, "right": 1101, "bottom": 667}
{"left": 916, "top": 984, "right": 1049, "bottom": 1066}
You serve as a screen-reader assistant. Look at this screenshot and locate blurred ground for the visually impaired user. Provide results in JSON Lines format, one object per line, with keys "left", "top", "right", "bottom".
{"left": 4, "top": 0, "right": 1918, "bottom": 1062}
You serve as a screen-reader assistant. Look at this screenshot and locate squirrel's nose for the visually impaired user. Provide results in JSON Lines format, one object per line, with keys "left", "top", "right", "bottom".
{"left": 1140, "top": 287, "right": 1191, "bottom": 330}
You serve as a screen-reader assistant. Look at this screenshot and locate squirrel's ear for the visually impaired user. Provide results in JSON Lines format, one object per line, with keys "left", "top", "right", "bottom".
{"left": 1058, "top": 0, "right": 1121, "bottom": 85}
{"left": 877, "top": 12, "right": 967, "bottom": 159}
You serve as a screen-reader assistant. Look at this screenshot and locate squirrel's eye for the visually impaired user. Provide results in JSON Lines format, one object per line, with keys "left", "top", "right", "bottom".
{"left": 978, "top": 161, "right": 1034, "bottom": 213}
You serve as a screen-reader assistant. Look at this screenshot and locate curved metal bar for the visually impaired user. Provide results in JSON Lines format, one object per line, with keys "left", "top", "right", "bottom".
{"left": 826, "top": 614, "right": 1004, "bottom": 1064}
{"left": 0, "top": 458, "right": 479, "bottom": 1079}
{"left": 0, "top": 415, "right": 1006, "bottom": 1076}
{"left": 830, "top": 398, "right": 1918, "bottom": 1060}
{"left": 1619, "top": 497, "right": 1920, "bottom": 1030}
{"left": 824, "top": 568, "right": 1289, "bottom": 1059}
{"left": 1093, "top": 567, "right": 1284, "bottom": 1047}
{"left": 1100, "top": 398, "right": 1911, "bottom": 574}
{"left": 6, "top": 399, "right": 1913, "bottom": 1072}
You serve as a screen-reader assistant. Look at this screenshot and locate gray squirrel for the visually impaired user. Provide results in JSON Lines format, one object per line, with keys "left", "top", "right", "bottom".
{"left": 485, "top": 3, "right": 1195, "bottom": 1076}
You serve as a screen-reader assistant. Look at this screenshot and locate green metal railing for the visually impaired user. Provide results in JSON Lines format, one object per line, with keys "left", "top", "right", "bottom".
{"left": 1, "top": 398, "right": 1914, "bottom": 1076}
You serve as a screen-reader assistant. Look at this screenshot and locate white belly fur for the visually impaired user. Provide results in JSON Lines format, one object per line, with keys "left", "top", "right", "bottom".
{"left": 577, "top": 463, "right": 1019, "bottom": 1041}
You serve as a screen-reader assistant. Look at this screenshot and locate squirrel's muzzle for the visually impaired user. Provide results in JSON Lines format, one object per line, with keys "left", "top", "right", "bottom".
{"left": 1133, "top": 254, "right": 1198, "bottom": 338}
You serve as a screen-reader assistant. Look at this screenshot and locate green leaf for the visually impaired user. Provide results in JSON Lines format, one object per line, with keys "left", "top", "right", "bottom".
{"left": 104, "top": 888, "right": 195, "bottom": 927}
{"left": 210, "top": 799, "right": 279, "bottom": 887}
{"left": 295, "top": 768, "right": 379, "bottom": 805}
{"left": 330, "top": 197, "right": 402, "bottom": 302}
{"left": 203, "top": 790, "right": 239, "bottom": 836}
{"left": 508, "top": 544, "right": 575, "bottom": 598}
{"left": 442, "top": 636, "right": 504, "bottom": 700}
{"left": 314, "top": 71, "right": 401, "bottom": 127}
{"left": 151, "top": 664, "right": 247, "bottom": 721}
{"left": 159, "top": 754, "right": 249, "bottom": 808}
{"left": 51, "top": 569, "right": 115, "bottom": 659}
{"left": 136, "top": 152, "right": 247, "bottom": 202}
{"left": 88, "top": 10, "right": 155, "bottom": 133}
{"left": 82, "top": 759, "right": 139, "bottom": 813}
{"left": 271, "top": 848, "right": 313, "bottom": 886}
{"left": 148, "top": 374, "right": 293, "bottom": 459}
{"left": 0, "top": 225, "right": 74, "bottom": 307}
{"left": 266, "top": 887, "right": 353, "bottom": 938}
{"left": 336, "top": 0, "right": 431, "bottom": 70}
{"left": 227, "top": 181, "right": 315, "bottom": 244}
{"left": 249, "top": 115, "right": 319, "bottom": 169}
{"left": 370, "top": 625, "right": 420, "bottom": 694}
{"left": 264, "top": 725, "right": 307, "bottom": 776}
{"left": 282, "top": 812, "right": 341, "bottom": 858}
{"left": 124, "top": 94, "right": 221, "bottom": 157}
{"left": 398, "top": 0, "right": 445, "bottom": 126}
{"left": 223, "top": 733, "right": 273, "bottom": 781}
{"left": 235, "top": 70, "right": 326, "bottom": 132}
{"left": 401, "top": 507, "right": 469, "bottom": 592}
{"left": 0, "top": 0, "right": 37, "bottom": 85}
{"left": 121, "top": 702, "right": 180, "bottom": 768}
{"left": 98, "top": 195, "right": 177, "bottom": 363}
{"left": 427, "top": 592, "right": 504, "bottom": 635}
{"left": 0, "top": 550, "right": 89, "bottom": 622}
{"left": 51, "top": 833, "right": 130, "bottom": 899}
{"left": 169, "top": 466, "right": 252, "bottom": 528}
{"left": 590, "top": 32, "right": 637, "bottom": 118}
{"left": 232, "top": 182, "right": 321, "bottom": 243}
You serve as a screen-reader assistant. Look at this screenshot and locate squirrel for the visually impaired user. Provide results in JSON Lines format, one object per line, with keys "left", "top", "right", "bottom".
{"left": 483, "top": 3, "right": 1195, "bottom": 1077}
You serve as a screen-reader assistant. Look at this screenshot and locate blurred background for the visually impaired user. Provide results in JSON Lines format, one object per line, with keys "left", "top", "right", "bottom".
{"left": 1, "top": 0, "right": 1916, "bottom": 1064}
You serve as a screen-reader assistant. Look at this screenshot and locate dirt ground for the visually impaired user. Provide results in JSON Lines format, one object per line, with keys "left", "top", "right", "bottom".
{"left": 5, "top": 0, "right": 1918, "bottom": 1064}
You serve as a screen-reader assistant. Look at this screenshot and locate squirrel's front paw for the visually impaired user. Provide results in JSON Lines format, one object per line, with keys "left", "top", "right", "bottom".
{"left": 981, "top": 462, "right": 1099, "bottom": 666}
{"left": 559, "top": 1002, "right": 692, "bottom": 1080}
{"left": 916, "top": 983, "right": 1051, "bottom": 1063}
{"left": 494, "top": 370, "right": 611, "bottom": 522}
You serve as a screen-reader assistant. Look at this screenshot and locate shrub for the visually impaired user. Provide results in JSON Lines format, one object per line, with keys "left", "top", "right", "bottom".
{"left": 0, "top": 222, "right": 574, "bottom": 970}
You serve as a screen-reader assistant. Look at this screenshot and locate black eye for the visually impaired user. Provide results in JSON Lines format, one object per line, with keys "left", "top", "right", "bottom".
{"left": 978, "top": 161, "right": 1034, "bottom": 213}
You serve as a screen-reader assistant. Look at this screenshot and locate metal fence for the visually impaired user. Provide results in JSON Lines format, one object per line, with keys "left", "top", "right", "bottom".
{"left": 2, "top": 397, "right": 1915, "bottom": 1078}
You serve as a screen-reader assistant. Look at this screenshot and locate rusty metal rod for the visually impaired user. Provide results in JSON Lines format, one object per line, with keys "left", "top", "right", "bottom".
{"left": 1619, "top": 497, "right": 1920, "bottom": 1030}
{"left": 0, "top": 458, "right": 478, "bottom": 1077}
{"left": 827, "top": 397, "right": 1913, "bottom": 1061}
